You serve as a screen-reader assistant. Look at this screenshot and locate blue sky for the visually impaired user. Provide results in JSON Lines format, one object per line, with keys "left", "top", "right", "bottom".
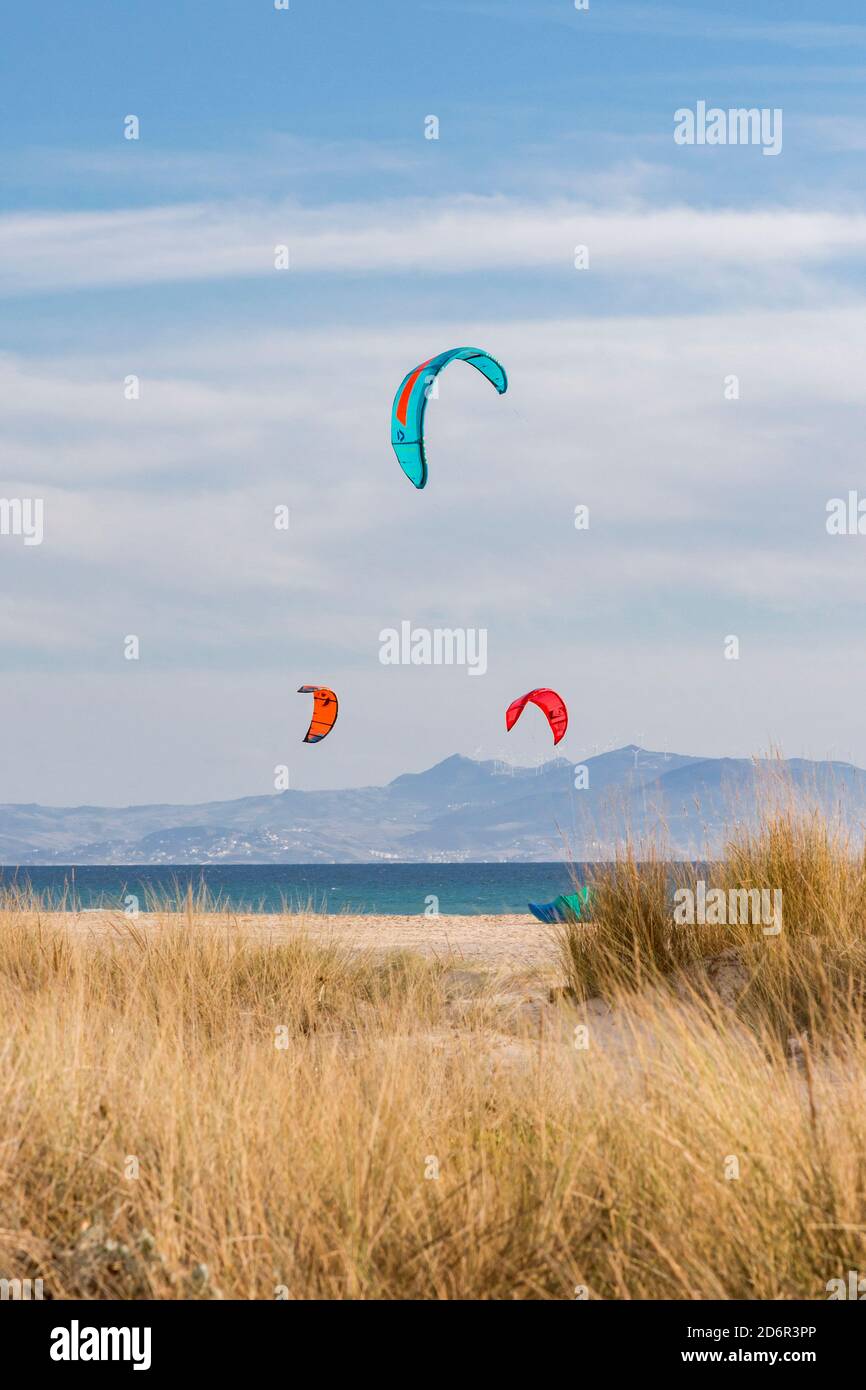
{"left": 3, "top": 2, "right": 866, "bottom": 803}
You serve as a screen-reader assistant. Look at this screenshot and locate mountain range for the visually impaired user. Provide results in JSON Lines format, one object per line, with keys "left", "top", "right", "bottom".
{"left": 2, "top": 746, "right": 865, "bottom": 864}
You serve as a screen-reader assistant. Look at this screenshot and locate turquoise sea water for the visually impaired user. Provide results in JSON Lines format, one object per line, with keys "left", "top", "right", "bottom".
{"left": 0, "top": 863, "right": 585, "bottom": 916}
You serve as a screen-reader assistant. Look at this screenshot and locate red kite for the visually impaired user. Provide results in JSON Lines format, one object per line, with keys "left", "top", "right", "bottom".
{"left": 505, "top": 688, "right": 568, "bottom": 746}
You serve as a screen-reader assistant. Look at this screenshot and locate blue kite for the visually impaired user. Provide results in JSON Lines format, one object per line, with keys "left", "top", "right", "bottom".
{"left": 390, "top": 346, "right": 508, "bottom": 488}
{"left": 528, "top": 888, "right": 593, "bottom": 925}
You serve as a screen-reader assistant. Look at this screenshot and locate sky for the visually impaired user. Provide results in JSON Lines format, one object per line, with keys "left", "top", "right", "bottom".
{"left": 3, "top": 1, "right": 866, "bottom": 804}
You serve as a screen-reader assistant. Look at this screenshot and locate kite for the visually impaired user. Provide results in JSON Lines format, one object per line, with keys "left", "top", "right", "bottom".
{"left": 528, "top": 888, "right": 593, "bottom": 925}
{"left": 390, "top": 346, "right": 508, "bottom": 488}
{"left": 297, "top": 686, "right": 338, "bottom": 743}
{"left": 505, "top": 688, "right": 568, "bottom": 745}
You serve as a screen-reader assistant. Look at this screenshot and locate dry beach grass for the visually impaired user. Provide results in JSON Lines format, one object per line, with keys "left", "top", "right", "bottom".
{"left": 2, "top": 799, "right": 866, "bottom": 1300}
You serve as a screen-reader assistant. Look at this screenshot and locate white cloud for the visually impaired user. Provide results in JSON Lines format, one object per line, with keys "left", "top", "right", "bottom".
{"left": 450, "top": 2, "right": 866, "bottom": 51}
{"left": 4, "top": 197, "right": 866, "bottom": 296}
{"left": 3, "top": 305, "right": 866, "bottom": 639}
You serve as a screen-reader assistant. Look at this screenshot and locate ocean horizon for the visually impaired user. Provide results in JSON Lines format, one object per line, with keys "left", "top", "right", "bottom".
{"left": 0, "top": 862, "right": 590, "bottom": 916}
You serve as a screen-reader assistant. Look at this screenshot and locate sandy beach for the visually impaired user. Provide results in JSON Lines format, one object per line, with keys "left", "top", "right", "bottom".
{"left": 48, "top": 909, "right": 561, "bottom": 974}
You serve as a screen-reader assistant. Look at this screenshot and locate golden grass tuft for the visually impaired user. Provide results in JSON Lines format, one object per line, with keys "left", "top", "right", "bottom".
{"left": 559, "top": 840, "right": 707, "bottom": 999}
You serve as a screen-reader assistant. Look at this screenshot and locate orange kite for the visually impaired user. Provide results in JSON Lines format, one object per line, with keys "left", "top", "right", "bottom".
{"left": 297, "top": 686, "right": 339, "bottom": 743}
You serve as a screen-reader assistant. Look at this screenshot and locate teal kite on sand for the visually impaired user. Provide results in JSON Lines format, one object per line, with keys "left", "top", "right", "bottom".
{"left": 528, "top": 889, "right": 592, "bottom": 924}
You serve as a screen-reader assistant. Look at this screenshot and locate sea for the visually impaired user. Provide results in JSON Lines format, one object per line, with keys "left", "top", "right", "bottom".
{"left": 0, "top": 863, "right": 584, "bottom": 916}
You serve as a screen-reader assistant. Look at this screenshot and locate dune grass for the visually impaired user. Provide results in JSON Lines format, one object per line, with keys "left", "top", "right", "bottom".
{"left": 2, "top": 807, "right": 866, "bottom": 1300}
{"left": 559, "top": 787, "right": 866, "bottom": 1047}
{"left": 560, "top": 843, "right": 706, "bottom": 997}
